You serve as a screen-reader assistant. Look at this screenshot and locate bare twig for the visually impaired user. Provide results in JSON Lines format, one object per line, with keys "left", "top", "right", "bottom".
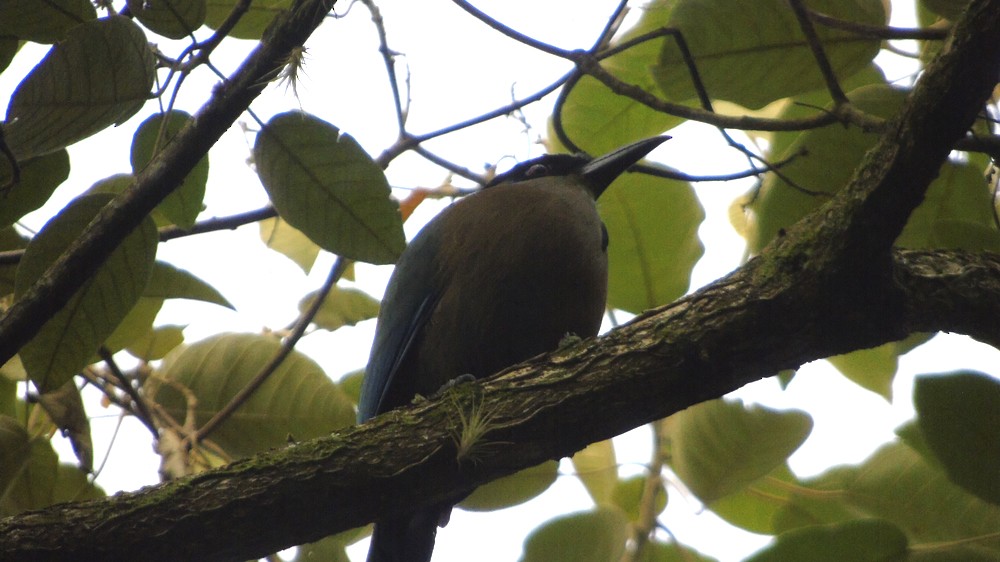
{"left": 808, "top": 8, "right": 950, "bottom": 40}
{"left": 788, "top": 0, "right": 848, "bottom": 104}
{"left": 98, "top": 347, "right": 159, "bottom": 440}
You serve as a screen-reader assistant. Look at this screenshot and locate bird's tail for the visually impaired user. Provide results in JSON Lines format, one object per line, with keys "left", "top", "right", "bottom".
{"left": 366, "top": 510, "right": 442, "bottom": 562}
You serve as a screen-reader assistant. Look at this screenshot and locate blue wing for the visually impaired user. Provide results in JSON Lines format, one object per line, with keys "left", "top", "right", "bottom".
{"left": 357, "top": 226, "right": 442, "bottom": 423}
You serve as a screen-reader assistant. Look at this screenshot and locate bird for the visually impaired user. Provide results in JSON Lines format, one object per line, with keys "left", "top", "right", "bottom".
{"left": 357, "top": 136, "right": 670, "bottom": 562}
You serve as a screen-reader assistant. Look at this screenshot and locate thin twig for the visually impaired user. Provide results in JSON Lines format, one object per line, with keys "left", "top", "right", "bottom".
{"left": 362, "top": 0, "right": 407, "bottom": 132}
{"left": 808, "top": 8, "right": 950, "bottom": 40}
{"left": 788, "top": 0, "right": 847, "bottom": 104}
{"left": 98, "top": 348, "right": 159, "bottom": 439}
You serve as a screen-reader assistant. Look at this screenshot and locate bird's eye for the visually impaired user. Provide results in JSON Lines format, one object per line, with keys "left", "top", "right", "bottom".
{"left": 525, "top": 163, "right": 549, "bottom": 177}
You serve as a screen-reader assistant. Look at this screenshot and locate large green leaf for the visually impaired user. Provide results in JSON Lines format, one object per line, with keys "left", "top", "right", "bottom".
{"left": 147, "top": 333, "right": 356, "bottom": 458}
{"left": 746, "top": 519, "right": 908, "bottom": 562}
{"left": 914, "top": 372, "right": 1000, "bottom": 506}
{"left": 671, "top": 399, "right": 813, "bottom": 502}
{"left": 15, "top": 194, "right": 158, "bottom": 392}
{"left": 131, "top": 111, "right": 208, "bottom": 229}
{"left": 204, "top": 0, "right": 293, "bottom": 40}
{"left": 0, "top": 150, "right": 70, "bottom": 230}
{"left": 460, "top": 461, "right": 558, "bottom": 511}
{"left": 127, "top": 0, "right": 206, "bottom": 39}
{"left": 651, "top": 0, "right": 884, "bottom": 109}
{"left": 600, "top": 171, "right": 704, "bottom": 313}
{"left": 775, "top": 442, "right": 1000, "bottom": 551}
{"left": 254, "top": 111, "right": 405, "bottom": 265}
{"left": 3, "top": 17, "right": 155, "bottom": 160}
{"left": 520, "top": 508, "right": 630, "bottom": 562}
{"left": 0, "top": 0, "right": 96, "bottom": 43}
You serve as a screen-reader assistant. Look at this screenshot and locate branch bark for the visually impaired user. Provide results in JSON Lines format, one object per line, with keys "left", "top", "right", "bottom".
{"left": 2, "top": 1, "right": 999, "bottom": 561}
{"left": 1, "top": 248, "right": 998, "bottom": 562}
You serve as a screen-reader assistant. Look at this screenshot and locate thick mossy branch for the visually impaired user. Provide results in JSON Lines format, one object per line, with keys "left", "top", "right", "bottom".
{"left": 2, "top": 249, "right": 1000, "bottom": 562}
{"left": 2, "top": 1, "right": 1000, "bottom": 561}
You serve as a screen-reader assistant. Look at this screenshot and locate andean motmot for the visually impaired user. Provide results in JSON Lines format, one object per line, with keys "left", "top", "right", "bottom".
{"left": 357, "top": 136, "right": 670, "bottom": 562}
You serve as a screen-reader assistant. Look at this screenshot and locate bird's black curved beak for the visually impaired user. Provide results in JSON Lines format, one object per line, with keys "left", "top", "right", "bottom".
{"left": 581, "top": 136, "right": 670, "bottom": 198}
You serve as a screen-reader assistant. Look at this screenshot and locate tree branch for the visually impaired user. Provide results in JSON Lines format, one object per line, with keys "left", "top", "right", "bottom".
{"left": 0, "top": 0, "right": 336, "bottom": 366}
{"left": 2, "top": 247, "right": 998, "bottom": 562}
{"left": 2, "top": 1, "right": 999, "bottom": 561}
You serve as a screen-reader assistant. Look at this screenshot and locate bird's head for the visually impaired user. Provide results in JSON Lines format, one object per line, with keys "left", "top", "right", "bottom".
{"left": 485, "top": 136, "right": 670, "bottom": 198}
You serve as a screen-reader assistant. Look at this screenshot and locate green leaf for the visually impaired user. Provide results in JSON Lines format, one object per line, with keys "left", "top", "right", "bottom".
{"left": 127, "top": 0, "right": 206, "bottom": 39}
{"left": 131, "top": 111, "right": 208, "bottom": 229}
{"left": 671, "top": 399, "right": 812, "bottom": 502}
{"left": 299, "top": 286, "right": 379, "bottom": 331}
{"left": 612, "top": 475, "right": 667, "bottom": 523}
{"left": 920, "top": 0, "right": 968, "bottom": 20}
{"left": 0, "top": 37, "right": 18, "bottom": 74}
{"left": 600, "top": 171, "right": 704, "bottom": 313}
{"left": 4, "top": 16, "right": 155, "bottom": 160}
{"left": 897, "top": 161, "right": 1000, "bottom": 251}
{"left": 637, "top": 541, "right": 719, "bottom": 562}
{"left": 103, "top": 297, "right": 164, "bottom": 354}
{"left": 126, "top": 324, "right": 186, "bottom": 362}
{"left": 36, "top": 379, "right": 92, "bottom": 472}
{"left": 15, "top": 194, "right": 158, "bottom": 392}
{"left": 554, "top": 5, "right": 682, "bottom": 156}
{"left": 259, "top": 216, "right": 321, "bottom": 273}
{"left": 0, "top": 0, "right": 96, "bottom": 43}
{"left": 293, "top": 527, "right": 368, "bottom": 562}
{"left": 914, "top": 371, "right": 1000, "bottom": 505}
{"left": 254, "top": 111, "right": 405, "bottom": 265}
{"left": 145, "top": 262, "right": 234, "bottom": 309}
{"left": 0, "top": 229, "right": 28, "bottom": 297}
{"left": 147, "top": 333, "right": 356, "bottom": 458}
{"left": 0, "top": 150, "right": 70, "bottom": 230}
{"left": 338, "top": 369, "right": 364, "bottom": 407}
{"left": 827, "top": 333, "right": 935, "bottom": 400}
{"left": 894, "top": 421, "right": 943, "bottom": 471}
{"left": 652, "top": 0, "right": 884, "bottom": 109}
{"left": 0, "top": 438, "right": 103, "bottom": 517}
{"left": 747, "top": 85, "right": 907, "bottom": 253}
{"left": 460, "top": 460, "right": 558, "bottom": 511}
{"left": 774, "top": 442, "right": 1000, "bottom": 547}
{"left": 520, "top": 508, "right": 630, "bottom": 562}
{"left": 204, "top": 0, "right": 293, "bottom": 40}
{"left": 0, "top": 415, "right": 31, "bottom": 501}
{"left": 746, "top": 519, "right": 908, "bottom": 562}
{"left": 87, "top": 173, "right": 135, "bottom": 196}
{"left": 572, "top": 439, "right": 619, "bottom": 506}
{"left": 709, "top": 463, "right": 802, "bottom": 534}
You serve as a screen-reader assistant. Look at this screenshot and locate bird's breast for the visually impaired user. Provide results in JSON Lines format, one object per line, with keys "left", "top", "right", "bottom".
{"left": 417, "top": 181, "right": 609, "bottom": 388}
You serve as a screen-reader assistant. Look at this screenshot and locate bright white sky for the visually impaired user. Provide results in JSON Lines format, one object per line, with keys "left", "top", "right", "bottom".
{"left": 2, "top": 1, "right": 999, "bottom": 561}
